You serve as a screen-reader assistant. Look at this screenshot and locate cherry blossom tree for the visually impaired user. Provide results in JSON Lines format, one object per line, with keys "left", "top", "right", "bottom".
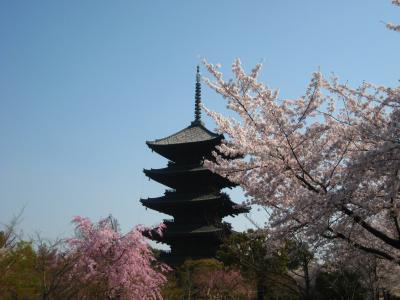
{"left": 68, "top": 216, "right": 169, "bottom": 299}
{"left": 202, "top": 55, "right": 400, "bottom": 267}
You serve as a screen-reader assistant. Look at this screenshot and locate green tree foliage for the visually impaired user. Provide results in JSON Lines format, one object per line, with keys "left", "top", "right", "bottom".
{"left": 217, "top": 231, "right": 299, "bottom": 300}
{"left": 161, "top": 258, "right": 252, "bottom": 300}
{"left": 314, "top": 268, "right": 367, "bottom": 300}
{"left": 34, "top": 239, "right": 80, "bottom": 299}
{"left": 177, "top": 259, "right": 223, "bottom": 299}
{"left": 0, "top": 241, "right": 39, "bottom": 299}
{"left": 0, "top": 238, "right": 79, "bottom": 299}
{"left": 286, "top": 240, "right": 316, "bottom": 300}
{"left": 161, "top": 273, "right": 185, "bottom": 300}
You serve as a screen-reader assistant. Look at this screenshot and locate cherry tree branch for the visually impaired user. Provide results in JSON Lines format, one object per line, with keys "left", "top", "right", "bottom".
{"left": 340, "top": 205, "right": 400, "bottom": 249}
{"left": 323, "top": 228, "right": 397, "bottom": 263}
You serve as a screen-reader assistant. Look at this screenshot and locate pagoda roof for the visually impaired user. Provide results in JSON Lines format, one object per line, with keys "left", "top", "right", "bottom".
{"left": 147, "top": 122, "right": 222, "bottom": 147}
{"left": 142, "top": 192, "right": 220, "bottom": 204}
{"left": 145, "top": 163, "right": 206, "bottom": 175}
{"left": 140, "top": 192, "right": 249, "bottom": 216}
{"left": 148, "top": 224, "right": 223, "bottom": 242}
{"left": 143, "top": 164, "right": 235, "bottom": 190}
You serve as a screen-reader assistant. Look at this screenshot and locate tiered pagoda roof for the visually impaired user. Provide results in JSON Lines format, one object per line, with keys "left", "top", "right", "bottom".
{"left": 147, "top": 122, "right": 221, "bottom": 146}
{"left": 146, "top": 123, "right": 223, "bottom": 163}
{"left": 143, "top": 164, "right": 235, "bottom": 191}
{"left": 141, "top": 191, "right": 247, "bottom": 217}
{"left": 140, "top": 66, "right": 249, "bottom": 266}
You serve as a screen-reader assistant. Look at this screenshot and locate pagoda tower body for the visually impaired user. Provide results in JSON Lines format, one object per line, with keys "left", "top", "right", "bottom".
{"left": 141, "top": 67, "right": 248, "bottom": 266}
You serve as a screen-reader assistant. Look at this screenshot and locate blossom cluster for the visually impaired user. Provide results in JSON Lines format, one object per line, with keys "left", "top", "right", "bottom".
{"left": 68, "top": 216, "right": 169, "bottom": 299}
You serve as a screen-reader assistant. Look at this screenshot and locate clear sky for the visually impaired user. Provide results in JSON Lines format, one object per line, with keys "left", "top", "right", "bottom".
{"left": 1, "top": 1, "right": 399, "bottom": 241}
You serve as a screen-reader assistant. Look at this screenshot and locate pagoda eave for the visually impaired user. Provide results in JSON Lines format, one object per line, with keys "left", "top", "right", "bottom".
{"left": 146, "top": 135, "right": 222, "bottom": 149}
{"left": 146, "top": 138, "right": 222, "bottom": 163}
{"left": 147, "top": 226, "right": 224, "bottom": 243}
{"left": 146, "top": 123, "right": 222, "bottom": 147}
{"left": 140, "top": 196, "right": 249, "bottom": 217}
{"left": 143, "top": 167, "right": 235, "bottom": 190}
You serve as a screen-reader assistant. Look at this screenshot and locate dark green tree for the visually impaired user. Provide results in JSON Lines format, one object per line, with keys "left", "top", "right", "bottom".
{"left": 314, "top": 268, "right": 367, "bottom": 300}
{"left": 286, "top": 239, "right": 316, "bottom": 300}
{"left": 217, "top": 230, "right": 299, "bottom": 300}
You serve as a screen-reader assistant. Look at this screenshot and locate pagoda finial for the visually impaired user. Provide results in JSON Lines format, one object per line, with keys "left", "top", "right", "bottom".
{"left": 194, "top": 65, "right": 202, "bottom": 123}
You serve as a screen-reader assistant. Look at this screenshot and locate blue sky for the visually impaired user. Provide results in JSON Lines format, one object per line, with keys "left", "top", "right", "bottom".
{"left": 0, "top": 0, "right": 399, "bottom": 241}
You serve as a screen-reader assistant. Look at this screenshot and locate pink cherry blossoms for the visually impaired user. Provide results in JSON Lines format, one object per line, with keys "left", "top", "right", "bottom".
{"left": 68, "top": 216, "right": 169, "bottom": 299}
{"left": 387, "top": 0, "right": 400, "bottom": 32}
{"left": 203, "top": 59, "right": 400, "bottom": 267}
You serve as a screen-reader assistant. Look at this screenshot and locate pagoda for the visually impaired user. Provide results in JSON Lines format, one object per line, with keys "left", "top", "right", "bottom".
{"left": 140, "top": 67, "right": 248, "bottom": 266}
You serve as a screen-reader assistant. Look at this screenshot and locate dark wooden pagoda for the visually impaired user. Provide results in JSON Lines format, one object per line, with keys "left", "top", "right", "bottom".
{"left": 141, "top": 67, "right": 248, "bottom": 266}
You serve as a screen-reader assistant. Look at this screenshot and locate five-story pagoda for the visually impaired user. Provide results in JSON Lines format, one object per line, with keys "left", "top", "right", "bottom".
{"left": 141, "top": 67, "right": 248, "bottom": 266}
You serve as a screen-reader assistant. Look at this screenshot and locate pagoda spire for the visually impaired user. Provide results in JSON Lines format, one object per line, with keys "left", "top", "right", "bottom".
{"left": 193, "top": 65, "right": 202, "bottom": 124}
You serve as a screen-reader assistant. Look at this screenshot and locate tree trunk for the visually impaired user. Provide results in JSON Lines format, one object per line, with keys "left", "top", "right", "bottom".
{"left": 303, "top": 259, "right": 311, "bottom": 300}
{"left": 383, "top": 290, "right": 391, "bottom": 300}
{"left": 256, "top": 282, "right": 265, "bottom": 300}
